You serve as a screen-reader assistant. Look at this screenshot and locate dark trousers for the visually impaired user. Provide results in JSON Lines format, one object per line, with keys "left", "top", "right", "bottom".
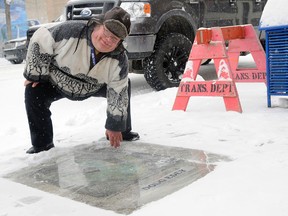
{"left": 25, "top": 80, "right": 132, "bottom": 148}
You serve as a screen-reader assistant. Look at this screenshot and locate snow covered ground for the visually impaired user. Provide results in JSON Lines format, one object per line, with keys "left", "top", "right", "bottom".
{"left": 0, "top": 55, "right": 288, "bottom": 216}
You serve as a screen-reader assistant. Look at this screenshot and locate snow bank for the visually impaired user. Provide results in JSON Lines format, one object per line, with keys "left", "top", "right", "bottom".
{"left": 260, "top": 0, "right": 288, "bottom": 28}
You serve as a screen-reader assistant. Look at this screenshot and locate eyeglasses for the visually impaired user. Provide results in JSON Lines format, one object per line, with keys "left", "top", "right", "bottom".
{"left": 102, "top": 25, "right": 121, "bottom": 44}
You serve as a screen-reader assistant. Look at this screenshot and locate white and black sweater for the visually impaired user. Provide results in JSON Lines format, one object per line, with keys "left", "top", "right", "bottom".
{"left": 24, "top": 21, "right": 129, "bottom": 132}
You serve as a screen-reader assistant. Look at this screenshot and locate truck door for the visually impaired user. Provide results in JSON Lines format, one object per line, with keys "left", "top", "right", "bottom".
{"left": 233, "top": 0, "right": 267, "bottom": 26}
{"left": 201, "top": 0, "right": 237, "bottom": 28}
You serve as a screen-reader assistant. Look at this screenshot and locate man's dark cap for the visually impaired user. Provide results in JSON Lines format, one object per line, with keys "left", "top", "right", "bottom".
{"left": 103, "top": 7, "right": 131, "bottom": 40}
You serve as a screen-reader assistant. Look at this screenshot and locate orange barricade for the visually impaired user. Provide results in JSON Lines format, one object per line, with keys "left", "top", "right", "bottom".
{"left": 172, "top": 24, "right": 266, "bottom": 113}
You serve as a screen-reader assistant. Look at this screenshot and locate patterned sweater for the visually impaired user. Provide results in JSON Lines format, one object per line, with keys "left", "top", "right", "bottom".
{"left": 24, "top": 21, "right": 129, "bottom": 132}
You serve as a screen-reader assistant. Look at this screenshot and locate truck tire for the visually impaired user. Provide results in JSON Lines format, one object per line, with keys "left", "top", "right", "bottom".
{"left": 144, "top": 33, "right": 192, "bottom": 91}
{"left": 9, "top": 59, "right": 23, "bottom": 64}
{"left": 201, "top": 59, "right": 212, "bottom": 65}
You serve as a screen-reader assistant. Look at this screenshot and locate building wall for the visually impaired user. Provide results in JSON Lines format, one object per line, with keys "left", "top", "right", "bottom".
{"left": 25, "top": 0, "right": 67, "bottom": 24}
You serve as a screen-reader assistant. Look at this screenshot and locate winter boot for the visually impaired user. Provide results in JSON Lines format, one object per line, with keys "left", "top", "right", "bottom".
{"left": 26, "top": 143, "right": 55, "bottom": 154}
{"left": 122, "top": 131, "right": 140, "bottom": 141}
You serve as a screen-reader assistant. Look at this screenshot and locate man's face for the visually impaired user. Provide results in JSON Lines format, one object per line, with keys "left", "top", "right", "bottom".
{"left": 91, "top": 25, "right": 121, "bottom": 53}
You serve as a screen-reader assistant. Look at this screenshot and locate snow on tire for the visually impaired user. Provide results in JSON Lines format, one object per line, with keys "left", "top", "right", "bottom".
{"left": 143, "top": 33, "right": 192, "bottom": 91}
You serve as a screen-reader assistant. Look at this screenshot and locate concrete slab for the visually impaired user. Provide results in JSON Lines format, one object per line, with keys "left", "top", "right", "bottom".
{"left": 5, "top": 142, "right": 230, "bottom": 214}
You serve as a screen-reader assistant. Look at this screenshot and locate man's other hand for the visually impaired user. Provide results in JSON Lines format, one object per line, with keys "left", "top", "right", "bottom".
{"left": 24, "top": 80, "right": 39, "bottom": 87}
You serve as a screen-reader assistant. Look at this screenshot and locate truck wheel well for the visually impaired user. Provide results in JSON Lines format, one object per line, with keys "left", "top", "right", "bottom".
{"left": 156, "top": 16, "right": 195, "bottom": 42}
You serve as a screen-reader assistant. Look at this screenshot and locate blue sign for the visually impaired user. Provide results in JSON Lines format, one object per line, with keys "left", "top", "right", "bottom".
{"left": 0, "top": 0, "right": 28, "bottom": 42}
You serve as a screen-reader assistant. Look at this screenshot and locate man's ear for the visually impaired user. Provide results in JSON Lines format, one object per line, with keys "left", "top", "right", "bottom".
{"left": 87, "top": 15, "right": 104, "bottom": 27}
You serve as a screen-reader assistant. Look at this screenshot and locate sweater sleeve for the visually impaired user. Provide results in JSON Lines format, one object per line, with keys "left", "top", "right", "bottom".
{"left": 105, "top": 56, "right": 129, "bottom": 132}
{"left": 23, "top": 27, "right": 55, "bottom": 82}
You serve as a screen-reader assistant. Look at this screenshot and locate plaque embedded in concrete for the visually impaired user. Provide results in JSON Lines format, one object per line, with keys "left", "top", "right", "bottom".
{"left": 5, "top": 142, "right": 230, "bottom": 214}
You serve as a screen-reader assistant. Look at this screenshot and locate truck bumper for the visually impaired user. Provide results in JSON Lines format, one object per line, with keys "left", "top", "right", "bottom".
{"left": 3, "top": 47, "right": 27, "bottom": 61}
{"left": 125, "top": 34, "right": 156, "bottom": 59}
